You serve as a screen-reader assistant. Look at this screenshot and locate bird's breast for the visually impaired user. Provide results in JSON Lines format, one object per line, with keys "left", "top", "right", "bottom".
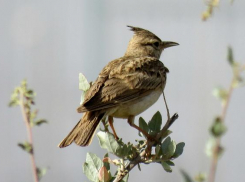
{"left": 110, "top": 88, "right": 162, "bottom": 118}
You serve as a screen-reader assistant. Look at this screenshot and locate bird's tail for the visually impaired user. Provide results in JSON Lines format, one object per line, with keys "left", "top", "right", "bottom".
{"left": 58, "top": 111, "right": 104, "bottom": 148}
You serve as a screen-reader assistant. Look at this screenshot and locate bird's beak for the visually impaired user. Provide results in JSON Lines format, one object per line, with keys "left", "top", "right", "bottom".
{"left": 162, "top": 41, "right": 179, "bottom": 49}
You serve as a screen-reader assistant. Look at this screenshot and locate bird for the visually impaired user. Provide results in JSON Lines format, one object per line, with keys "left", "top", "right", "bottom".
{"left": 58, "top": 26, "right": 178, "bottom": 148}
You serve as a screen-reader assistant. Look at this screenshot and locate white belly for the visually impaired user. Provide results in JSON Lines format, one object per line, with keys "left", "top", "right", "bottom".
{"left": 110, "top": 89, "right": 162, "bottom": 118}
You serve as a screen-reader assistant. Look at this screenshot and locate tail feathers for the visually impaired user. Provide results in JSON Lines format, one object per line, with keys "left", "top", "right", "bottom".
{"left": 58, "top": 112, "right": 104, "bottom": 148}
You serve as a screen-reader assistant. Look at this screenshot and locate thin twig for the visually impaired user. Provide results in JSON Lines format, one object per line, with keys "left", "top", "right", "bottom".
{"left": 19, "top": 90, "right": 39, "bottom": 182}
{"left": 207, "top": 78, "right": 234, "bottom": 182}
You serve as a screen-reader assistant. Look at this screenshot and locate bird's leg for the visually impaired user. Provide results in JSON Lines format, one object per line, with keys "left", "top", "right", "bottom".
{"left": 162, "top": 91, "right": 170, "bottom": 121}
{"left": 127, "top": 115, "right": 152, "bottom": 139}
{"left": 108, "top": 116, "right": 119, "bottom": 140}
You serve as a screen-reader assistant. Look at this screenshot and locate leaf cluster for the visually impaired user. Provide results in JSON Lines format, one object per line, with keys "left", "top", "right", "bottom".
{"left": 9, "top": 79, "right": 47, "bottom": 127}
{"left": 138, "top": 112, "right": 184, "bottom": 173}
{"left": 83, "top": 111, "right": 184, "bottom": 182}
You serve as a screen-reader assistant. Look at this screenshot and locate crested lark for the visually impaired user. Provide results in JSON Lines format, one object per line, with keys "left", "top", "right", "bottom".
{"left": 58, "top": 26, "right": 178, "bottom": 147}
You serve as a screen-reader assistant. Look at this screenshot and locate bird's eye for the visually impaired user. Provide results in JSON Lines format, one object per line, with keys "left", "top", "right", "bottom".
{"left": 153, "top": 42, "right": 160, "bottom": 48}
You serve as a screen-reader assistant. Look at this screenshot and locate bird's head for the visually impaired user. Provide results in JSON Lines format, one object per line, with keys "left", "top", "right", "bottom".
{"left": 125, "top": 26, "right": 179, "bottom": 59}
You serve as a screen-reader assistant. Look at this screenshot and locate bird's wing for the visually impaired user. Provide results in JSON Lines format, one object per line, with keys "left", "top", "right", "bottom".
{"left": 77, "top": 57, "right": 168, "bottom": 113}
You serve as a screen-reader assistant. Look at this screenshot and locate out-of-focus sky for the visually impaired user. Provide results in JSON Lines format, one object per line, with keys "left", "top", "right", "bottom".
{"left": 1, "top": 0, "right": 245, "bottom": 182}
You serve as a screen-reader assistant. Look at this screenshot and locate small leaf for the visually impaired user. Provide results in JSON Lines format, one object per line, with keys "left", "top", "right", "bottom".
{"left": 227, "top": 46, "right": 234, "bottom": 66}
{"left": 139, "top": 117, "right": 149, "bottom": 137}
{"left": 205, "top": 138, "right": 215, "bottom": 157}
{"left": 180, "top": 169, "right": 194, "bottom": 182}
{"left": 161, "top": 137, "right": 176, "bottom": 159}
{"left": 155, "top": 144, "right": 162, "bottom": 156}
{"left": 97, "top": 131, "right": 120, "bottom": 155}
{"left": 33, "top": 119, "right": 48, "bottom": 126}
{"left": 165, "top": 160, "right": 175, "bottom": 166}
{"left": 212, "top": 87, "right": 229, "bottom": 106}
{"left": 98, "top": 166, "right": 110, "bottom": 182}
{"left": 212, "top": 87, "right": 228, "bottom": 101}
{"left": 172, "top": 142, "right": 185, "bottom": 158}
{"left": 24, "top": 89, "right": 35, "bottom": 99}
{"left": 137, "top": 163, "right": 141, "bottom": 171}
{"left": 79, "top": 73, "right": 90, "bottom": 91}
{"left": 161, "top": 161, "right": 172, "bottom": 173}
{"left": 210, "top": 117, "right": 226, "bottom": 137}
{"left": 148, "top": 111, "right": 162, "bottom": 133}
{"left": 8, "top": 99, "right": 19, "bottom": 107}
{"left": 194, "top": 173, "right": 206, "bottom": 182}
{"left": 83, "top": 152, "right": 103, "bottom": 182}
{"left": 37, "top": 167, "right": 47, "bottom": 180}
{"left": 9, "top": 89, "right": 20, "bottom": 107}
{"left": 159, "top": 130, "right": 172, "bottom": 142}
{"left": 205, "top": 138, "right": 224, "bottom": 158}
{"left": 18, "top": 142, "right": 33, "bottom": 154}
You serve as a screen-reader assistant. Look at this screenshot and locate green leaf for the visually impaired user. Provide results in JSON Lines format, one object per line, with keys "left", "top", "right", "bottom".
{"left": 24, "top": 89, "right": 35, "bottom": 99}
{"left": 165, "top": 160, "right": 175, "bottom": 166}
{"left": 18, "top": 142, "right": 33, "bottom": 154}
{"left": 33, "top": 119, "right": 48, "bottom": 126}
{"left": 8, "top": 99, "right": 19, "bottom": 107}
{"left": 97, "top": 132, "right": 137, "bottom": 159}
{"left": 37, "top": 167, "right": 47, "bottom": 180}
{"left": 83, "top": 152, "right": 103, "bottom": 182}
{"left": 79, "top": 73, "right": 90, "bottom": 91}
{"left": 148, "top": 111, "right": 162, "bottom": 133}
{"left": 212, "top": 87, "right": 228, "bottom": 102}
{"left": 161, "top": 137, "right": 176, "bottom": 159}
{"left": 79, "top": 73, "right": 91, "bottom": 104}
{"left": 161, "top": 161, "right": 172, "bottom": 173}
{"left": 180, "top": 169, "right": 194, "bottom": 182}
{"left": 194, "top": 173, "right": 206, "bottom": 182}
{"left": 159, "top": 130, "right": 172, "bottom": 142}
{"left": 205, "top": 138, "right": 224, "bottom": 158}
{"left": 155, "top": 144, "right": 162, "bottom": 156}
{"left": 137, "top": 163, "right": 141, "bottom": 171}
{"left": 97, "top": 131, "right": 120, "bottom": 155}
{"left": 210, "top": 117, "right": 226, "bottom": 137}
{"left": 172, "top": 142, "right": 185, "bottom": 158}
{"left": 227, "top": 46, "right": 234, "bottom": 66}
{"left": 9, "top": 88, "right": 20, "bottom": 107}
{"left": 139, "top": 117, "right": 149, "bottom": 137}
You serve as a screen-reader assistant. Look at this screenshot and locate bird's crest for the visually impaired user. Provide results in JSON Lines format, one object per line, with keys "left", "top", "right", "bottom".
{"left": 127, "top": 25, "right": 161, "bottom": 41}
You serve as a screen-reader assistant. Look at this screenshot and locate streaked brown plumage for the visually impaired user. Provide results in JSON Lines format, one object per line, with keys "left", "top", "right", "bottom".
{"left": 58, "top": 26, "right": 178, "bottom": 147}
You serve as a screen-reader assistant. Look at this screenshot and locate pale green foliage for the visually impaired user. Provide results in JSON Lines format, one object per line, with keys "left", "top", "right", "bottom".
{"left": 37, "top": 168, "right": 48, "bottom": 180}
{"left": 79, "top": 73, "right": 90, "bottom": 104}
{"left": 9, "top": 80, "right": 48, "bottom": 181}
{"left": 9, "top": 80, "right": 47, "bottom": 128}
{"left": 83, "top": 111, "right": 185, "bottom": 181}
{"left": 18, "top": 141, "right": 33, "bottom": 154}
{"left": 83, "top": 153, "right": 104, "bottom": 182}
{"left": 194, "top": 173, "right": 206, "bottom": 182}
{"left": 210, "top": 117, "right": 226, "bottom": 137}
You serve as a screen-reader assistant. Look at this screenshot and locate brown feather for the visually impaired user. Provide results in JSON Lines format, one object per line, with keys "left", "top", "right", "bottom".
{"left": 77, "top": 57, "right": 168, "bottom": 113}
{"left": 58, "top": 111, "right": 104, "bottom": 147}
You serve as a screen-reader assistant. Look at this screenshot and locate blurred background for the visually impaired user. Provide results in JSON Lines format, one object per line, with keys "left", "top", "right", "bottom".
{"left": 1, "top": 0, "right": 245, "bottom": 181}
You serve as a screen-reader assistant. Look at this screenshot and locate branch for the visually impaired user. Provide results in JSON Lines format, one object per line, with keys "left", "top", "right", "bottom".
{"left": 19, "top": 90, "right": 39, "bottom": 182}
{"left": 113, "top": 113, "right": 178, "bottom": 182}
{"left": 207, "top": 78, "right": 234, "bottom": 182}
{"left": 208, "top": 60, "right": 245, "bottom": 182}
